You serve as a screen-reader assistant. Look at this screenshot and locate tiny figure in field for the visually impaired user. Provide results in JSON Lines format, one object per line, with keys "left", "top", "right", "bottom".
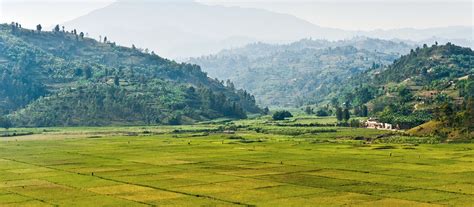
{"left": 91, "top": 172, "right": 94, "bottom": 176}
{"left": 280, "top": 161, "right": 283, "bottom": 164}
{"left": 390, "top": 152, "right": 392, "bottom": 157}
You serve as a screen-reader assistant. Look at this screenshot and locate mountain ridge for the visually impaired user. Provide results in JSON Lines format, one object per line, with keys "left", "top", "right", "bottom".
{"left": 61, "top": 0, "right": 472, "bottom": 59}
{"left": 189, "top": 37, "right": 415, "bottom": 107}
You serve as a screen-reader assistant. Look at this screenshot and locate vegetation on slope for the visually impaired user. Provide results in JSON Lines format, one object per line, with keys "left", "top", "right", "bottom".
{"left": 0, "top": 23, "right": 261, "bottom": 126}
{"left": 330, "top": 43, "right": 473, "bottom": 140}
{"left": 189, "top": 37, "right": 414, "bottom": 107}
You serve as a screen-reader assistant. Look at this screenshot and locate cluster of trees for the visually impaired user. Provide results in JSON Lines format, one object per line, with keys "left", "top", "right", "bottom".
{"left": 11, "top": 22, "right": 87, "bottom": 41}
{"left": 0, "top": 116, "right": 12, "bottom": 130}
{"left": 272, "top": 110, "right": 293, "bottom": 120}
{"left": 431, "top": 76, "right": 474, "bottom": 137}
{"left": 335, "top": 107, "right": 351, "bottom": 122}
{"left": 12, "top": 83, "right": 250, "bottom": 127}
{"left": 303, "top": 106, "right": 331, "bottom": 117}
{"left": 377, "top": 104, "right": 431, "bottom": 129}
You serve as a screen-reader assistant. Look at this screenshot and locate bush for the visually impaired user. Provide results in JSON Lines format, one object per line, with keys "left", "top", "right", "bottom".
{"left": 350, "top": 119, "right": 361, "bottom": 128}
{"left": 0, "top": 116, "right": 12, "bottom": 130}
{"left": 316, "top": 109, "right": 329, "bottom": 117}
{"left": 272, "top": 110, "right": 293, "bottom": 120}
{"left": 167, "top": 115, "right": 182, "bottom": 125}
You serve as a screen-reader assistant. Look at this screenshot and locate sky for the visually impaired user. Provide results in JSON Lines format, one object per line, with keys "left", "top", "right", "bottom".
{"left": 0, "top": 0, "right": 472, "bottom": 30}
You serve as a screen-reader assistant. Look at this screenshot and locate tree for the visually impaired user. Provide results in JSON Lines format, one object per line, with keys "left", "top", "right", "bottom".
{"left": 262, "top": 107, "right": 270, "bottom": 115}
{"left": 343, "top": 108, "right": 350, "bottom": 122}
{"left": 437, "top": 103, "right": 454, "bottom": 127}
{"left": 336, "top": 107, "right": 343, "bottom": 121}
{"left": 36, "top": 24, "right": 42, "bottom": 33}
{"left": 464, "top": 81, "right": 474, "bottom": 99}
{"left": 167, "top": 114, "right": 182, "bottom": 125}
{"left": 330, "top": 98, "right": 339, "bottom": 108}
{"left": 354, "top": 87, "right": 374, "bottom": 105}
{"left": 114, "top": 76, "right": 120, "bottom": 86}
{"left": 54, "top": 24, "right": 60, "bottom": 33}
{"left": 361, "top": 105, "right": 368, "bottom": 117}
{"left": 74, "top": 68, "right": 83, "bottom": 77}
{"left": 316, "top": 108, "right": 329, "bottom": 117}
{"left": 84, "top": 67, "right": 93, "bottom": 79}
{"left": 304, "top": 106, "right": 313, "bottom": 115}
{"left": 10, "top": 22, "right": 18, "bottom": 33}
{"left": 350, "top": 119, "right": 360, "bottom": 128}
{"left": 465, "top": 98, "right": 474, "bottom": 130}
{"left": 398, "top": 85, "right": 413, "bottom": 102}
{"left": 225, "top": 79, "right": 235, "bottom": 90}
{"left": 354, "top": 106, "right": 361, "bottom": 117}
{"left": 0, "top": 116, "right": 12, "bottom": 131}
{"left": 272, "top": 110, "right": 293, "bottom": 120}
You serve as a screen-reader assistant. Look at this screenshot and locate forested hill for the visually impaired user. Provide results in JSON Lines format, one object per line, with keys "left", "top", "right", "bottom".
{"left": 331, "top": 43, "right": 473, "bottom": 137}
{"left": 188, "top": 37, "right": 414, "bottom": 107}
{"left": 0, "top": 23, "right": 261, "bottom": 127}
{"left": 375, "top": 43, "right": 473, "bottom": 85}
{"left": 338, "top": 43, "right": 474, "bottom": 99}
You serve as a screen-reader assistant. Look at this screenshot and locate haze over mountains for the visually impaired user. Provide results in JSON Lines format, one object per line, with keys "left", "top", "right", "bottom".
{"left": 189, "top": 37, "right": 415, "bottom": 106}
{"left": 61, "top": 0, "right": 473, "bottom": 59}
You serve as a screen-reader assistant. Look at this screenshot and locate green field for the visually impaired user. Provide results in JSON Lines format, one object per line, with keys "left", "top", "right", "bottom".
{"left": 0, "top": 119, "right": 473, "bottom": 206}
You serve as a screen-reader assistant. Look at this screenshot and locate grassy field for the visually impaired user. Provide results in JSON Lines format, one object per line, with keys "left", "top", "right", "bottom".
{"left": 0, "top": 117, "right": 473, "bottom": 206}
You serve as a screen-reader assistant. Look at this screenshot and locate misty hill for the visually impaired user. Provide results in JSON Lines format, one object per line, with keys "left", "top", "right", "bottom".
{"left": 360, "top": 26, "right": 474, "bottom": 48}
{"left": 62, "top": 0, "right": 473, "bottom": 59}
{"left": 189, "top": 37, "right": 415, "bottom": 107}
{"left": 0, "top": 23, "right": 261, "bottom": 127}
{"left": 62, "top": 0, "right": 349, "bottom": 59}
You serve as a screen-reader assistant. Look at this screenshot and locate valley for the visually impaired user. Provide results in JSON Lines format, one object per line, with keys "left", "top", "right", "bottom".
{"left": 0, "top": 1, "right": 473, "bottom": 206}
{"left": 1, "top": 116, "right": 473, "bottom": 206}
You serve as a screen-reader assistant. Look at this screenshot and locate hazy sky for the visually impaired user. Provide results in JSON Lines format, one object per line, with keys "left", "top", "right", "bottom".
{"left": 1, "top": 0, "right": 472, "bottom": 30}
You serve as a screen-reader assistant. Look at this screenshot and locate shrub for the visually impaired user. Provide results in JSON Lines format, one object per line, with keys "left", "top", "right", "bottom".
{"left": 272, "top": 110, "right": 293, "bottom": 120}
{"left": 350, "top": 119, "right": 361, "bottom": 128}
{"left": 316, "top": 109, "right": 329, "bottom": 117}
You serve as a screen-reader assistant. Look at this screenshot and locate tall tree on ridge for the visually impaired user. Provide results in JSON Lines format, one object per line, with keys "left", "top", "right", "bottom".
{"left": 36, "top": 24, "right": 42, "bottom": 33}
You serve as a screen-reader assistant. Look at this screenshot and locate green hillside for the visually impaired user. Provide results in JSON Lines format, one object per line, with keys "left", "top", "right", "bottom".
{"left": 333, "top": 43, "right": 474, "bottom": 140}
{"left": 189, "top": 38, "right": 414, "bottom": 107}
{"left": 0, "top": 23, "right": 261, "bottom": 127}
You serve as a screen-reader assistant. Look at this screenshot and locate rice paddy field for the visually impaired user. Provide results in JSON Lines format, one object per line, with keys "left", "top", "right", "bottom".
{"left": 0, "top": 117, "right": 473, "bottom": 206}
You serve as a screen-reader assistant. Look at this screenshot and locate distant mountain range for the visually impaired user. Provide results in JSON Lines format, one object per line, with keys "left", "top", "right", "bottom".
{"left": 62, "top": 0, "right": 473, "bottom": 59}
{"left": 359, "top": 27, "right": 474, "bottom": 49}
{"left": 189, "top": 37, "right": 415, "bottom": 107}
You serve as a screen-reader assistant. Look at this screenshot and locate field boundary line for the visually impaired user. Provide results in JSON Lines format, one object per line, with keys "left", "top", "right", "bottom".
{"left": 0, "top": 158, "right": 157, "bottom": 206}
{"left": 1, "top": 157, "right": 254, "bottom": 207}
